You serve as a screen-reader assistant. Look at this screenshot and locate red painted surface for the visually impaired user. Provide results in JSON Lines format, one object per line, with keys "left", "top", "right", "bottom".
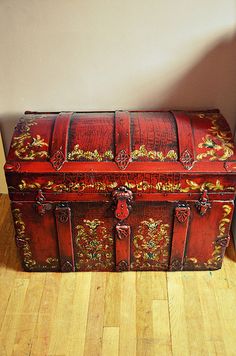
{"left": 5, "top": 110, "right": 236, "bottom": 272}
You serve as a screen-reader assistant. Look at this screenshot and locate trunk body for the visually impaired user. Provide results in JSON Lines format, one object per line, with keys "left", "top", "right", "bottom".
{"left": 5, "top": 110, "right": 236, "bottom": 272}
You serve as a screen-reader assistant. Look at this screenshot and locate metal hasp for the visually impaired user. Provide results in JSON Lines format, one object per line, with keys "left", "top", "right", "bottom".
{"left": 35, "top": 190, "right": 52, "bottom": 216}
{"left": 112, "top": 186, "right": 133, "bottom": 220}
{"left": 195, "top": 190, "right": 211, "bottom": 216}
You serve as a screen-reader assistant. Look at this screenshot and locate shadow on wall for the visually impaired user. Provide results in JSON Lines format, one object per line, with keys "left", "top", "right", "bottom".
{"left": 0, "top": 34, "right": 236, "bottom": 154}
{"left": 141, "top": 34, "right": 236, "bottom": 134}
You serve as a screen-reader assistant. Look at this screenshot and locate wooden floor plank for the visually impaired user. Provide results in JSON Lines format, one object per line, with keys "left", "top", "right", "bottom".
{"left": 136, "top": 272, "right": 155, "bottom": 356}
{"left": 47, "top": 273, "right": 77, "bottom": 355}
{"left": 0, "top": 278, "right": 29, "bottom": 355}
{"left": 104, "top": 273, "right": 121, "bottom": 327}
{"left": 12, "top": 273, "right": 46, "bottom": 356}
{"left": 119, "top": 272, "right": 136, "bottom": 356}
{"left": 152, "top": 299, "right": 172, "bottom": 356}
{"left": 182, "top": 272, "right": 209, "bottom": 356}
{"left": 102, "top": 327, "right": 119, "bottom": 356}
{"left": 30, "top": 273, "right": 62, "bottom": 356}
{"left": 67, "top": 272, "right": 91, "bottom": 356}
{"left": 197, "top": 272, "right": 226, "bottom": 345}
{"left": 167, "top": 273, "right": 190, "bottom": 356}
{"left": 83, "top": 272, "right": 106, "bottom": 356}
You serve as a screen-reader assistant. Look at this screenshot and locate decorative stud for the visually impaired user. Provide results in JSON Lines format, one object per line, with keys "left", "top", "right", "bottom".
{"left": 195, "top": 190, "right": 211, "bottom": 216}
{"left": 50, "top": 147, "right": 65, "bottom": 171}
{"left": 180, "top": 149, "right": 195, "bottom": 170}
{"left": 115, "top": 149, "right": 131, "bottom": 170}
{"left": 116, "top": 224, "right": 130, "bottom": 240}
{"left": 175, "top": 204, "right": 190, "bottom": 223}
{"left": 169, "top": 258, "right": 183, "bottom": 271}
{"left": 61, "top": 260, "right": 73, "bottom": 272}
{"left": 116, "top": 260, "right": 129, "bottom": 272}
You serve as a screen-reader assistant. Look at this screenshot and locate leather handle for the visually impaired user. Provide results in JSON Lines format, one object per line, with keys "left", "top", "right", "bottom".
{"left": 172, "top": 111, "right": 195, "bottom": 170}
{"left": 169, "top": 204, "right": 191, "bottom": 271}
{"left": 50, "top": 112, "right": 73, "bottom": 170}
{"left": 55, "top": 205, "right": 75, "bottom": 272}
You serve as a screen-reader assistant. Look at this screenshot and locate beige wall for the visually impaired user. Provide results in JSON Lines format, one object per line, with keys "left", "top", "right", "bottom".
{"left": 0, "top": 132, "right": 8, "bottom": 194}
{"left": 0, "top": 0, "right": 236, "bottom": 152}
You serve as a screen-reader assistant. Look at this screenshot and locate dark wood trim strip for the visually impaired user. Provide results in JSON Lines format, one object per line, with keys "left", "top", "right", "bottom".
{"left": 115, "top": 111, "right": 131, "bottom": 170}
{"left": 115, "top": 224, "right": 131, "bottom": 271}
{"left": 55, "top": 205, "right": 75, "bottom": 272}
{"left": 169, "top": 204, "right": 191, "bottom": 271}
{"left": 9, "top": 192, "right": 236, "bottom": 202}
{"left": 5, "top": 160, "right": 233, "bottom": 174}
{"left": 50, "top": 112, "right": 73, "bottom": 171}
{"left": 172, "top": 111, "right": 195, "bottom": 170}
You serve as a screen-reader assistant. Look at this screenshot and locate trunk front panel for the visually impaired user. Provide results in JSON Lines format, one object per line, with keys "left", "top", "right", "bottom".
{"left": 11, "top": 196, "right": 234, "bottom": 272}
{"left": 71, "top": 202, "right": 115, "bottom": 271}
{"left": 128, "top": 202, "right": 174, "bottom": 271}
{"left": 12, "top": 202, "right": 60, "bottom": 271}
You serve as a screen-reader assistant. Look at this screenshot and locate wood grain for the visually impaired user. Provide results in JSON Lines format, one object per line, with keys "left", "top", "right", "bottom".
{"left": 0, "top": 194, "right": 236, "bottom": 355}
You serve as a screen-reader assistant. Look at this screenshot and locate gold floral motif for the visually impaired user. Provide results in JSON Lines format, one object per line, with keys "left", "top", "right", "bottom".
{"left": 218, "top": 204, "right": 232, "bottom": 238}
{"left": 11, "top": 119, "right": 49, "bottom": 160}
{"left": 196, "top": 113, "right": 234, "bottom": 161}
{"left": 67, "top": 144, "right": 114, "bottom": 161}
{"left": 125, "top": 181, "right": 181, "bottom": 192}
{"left": 131, "top": 145, "right": 178, "bottom": 161}
{"left": 185, "top": 204, "right": 232, "bottom": 270}
{"left": 181, "top": 179, "right": 235, "bottom": 193}
{"left": 12, "top": 208, "right": 59, "bottom": 270}
{"left": 14, "top": 179, "right": 118, "bottom": 192}
{"left": 12, "top": 178, "right": 235, "bottom": 193}
{"left": 75, "top": 219, "right": 114, "bottom": 271}
{"left": 131, "top": 218, "right": 170, "bottom": 270}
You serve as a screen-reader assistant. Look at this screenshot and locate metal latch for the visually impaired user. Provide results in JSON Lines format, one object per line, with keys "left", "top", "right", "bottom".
{"left": 195, "top": 190, "right": 211, "bottom": 216}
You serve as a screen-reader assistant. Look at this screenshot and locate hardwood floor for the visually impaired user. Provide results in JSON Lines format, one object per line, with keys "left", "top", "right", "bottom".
{"left": 0, "top": 193, "right": 236, "bottom": 356}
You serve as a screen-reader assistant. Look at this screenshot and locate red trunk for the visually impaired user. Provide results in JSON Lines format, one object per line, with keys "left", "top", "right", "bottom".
{"left": 5, "top": 110, "right": 236, "bottom": 272}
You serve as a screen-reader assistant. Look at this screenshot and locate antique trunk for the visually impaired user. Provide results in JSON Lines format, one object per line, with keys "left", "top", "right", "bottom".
{"left": 4, "top": 110, "right": 236, "bottom": 272}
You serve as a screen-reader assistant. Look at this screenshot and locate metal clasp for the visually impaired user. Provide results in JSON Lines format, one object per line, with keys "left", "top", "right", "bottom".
{"left": 35, "top": 190, "right": 52, "bottom": 215}
{"left": 195, "top": 190, "right": 211, "bottom": 216}
{"left": 112, "top": 186, "right": 133, "bottom": 221}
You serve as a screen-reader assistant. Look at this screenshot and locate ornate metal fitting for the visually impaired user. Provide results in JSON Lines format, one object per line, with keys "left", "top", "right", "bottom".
{"left": 4, "top": 162, "right": 21, "bottom": 172}
{"left": 35, "top": 190, "right": 52, "bottom": 216}
{"left": 61, "top": 260, "right": 73, "bottom": 272}
{"left": 180, "top": 149, "right": 195, "bottom": 170}
{"left": 112, "top": 186, "right": 133, "bottom": 221}
{"left": 195, "top": 190, "right": 211, "bottom": 216}
{"left": 15, "top": 118, "right": 29, "bottom": 134}
{"left": 116, "top": 260, "right": 129, "bottom": 272}
{"left": 169, "top": 257, "right": 183, "bottom": 271}
{"left": 175, "top": 203, "right": 190, "bottom": 223}
{"left": 50, "top": 147, "right": 65, "bottom": 171}
{"left": 215, "top": 236, "right": 230, "bottom": 248}
{"left": 115, "top": 149, "right": 131, "bottom": 170}
{"left": 116, "top": 223, "right": 131, "bottom": 240}
{"left": 57, "top": 210, "right": 69, "bottom": 224}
